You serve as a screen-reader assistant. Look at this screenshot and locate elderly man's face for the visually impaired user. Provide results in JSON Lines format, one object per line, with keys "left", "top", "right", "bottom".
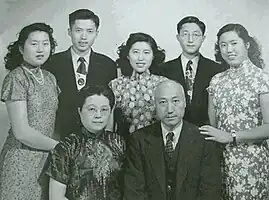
{"left": 155, "top": 81, "right": 186, "bottom": 130}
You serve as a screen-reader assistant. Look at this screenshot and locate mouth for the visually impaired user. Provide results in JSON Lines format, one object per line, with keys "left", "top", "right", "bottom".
{"left": 166, "top": 116, "right": 177, "bottom": 120}
{"left": 92, "top": 121, "right": 103, "bottom": 125}
{"left": 36, "top": 55, "right": 44, "bottom": 60}
{"left": 136, "top": 63, "right": 146, "bottom": 67}
{"left": 227, "top": 55, "right": 236, "bottom": 60}
{"left": 79, "top": 41, "right": 88, "bottom": 46}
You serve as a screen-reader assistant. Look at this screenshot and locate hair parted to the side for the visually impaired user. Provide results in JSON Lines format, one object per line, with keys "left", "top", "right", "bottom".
{"left": 116, "top": 32, "right": 165, "bottom": 77}
{"left": 77, "top": 84, "right": 115, "bottom": 111}
{"left": 69, "top": 9, "right": 100, "bottom": 29}
{"left": 177, "top": 16, "right": 206, "bottom": 35}
{"left": 215, "top": 23, "right": 264, "bottom": 69}
{"left": 4, "top": 22, "right": 57, "bottom": 71}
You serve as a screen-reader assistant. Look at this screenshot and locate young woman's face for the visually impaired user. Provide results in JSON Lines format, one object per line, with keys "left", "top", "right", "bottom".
{"left": 128, "top": 41, "right": 154, "bottom": 73}
{"left": 78, "top": 94, "right": 111, "bottom": 134}
{"left": 218, "top": 31, "right": 249, "bottom": 67}
{"left": 20, "top": 31, "right": 51, "bottom": 66}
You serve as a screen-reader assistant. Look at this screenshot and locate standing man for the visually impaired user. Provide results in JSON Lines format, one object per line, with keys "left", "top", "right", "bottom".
{"left": 123, "top": 80, "right": 221, "bottom": 200}
{"left": 44, "top": 9, "right": 117, "bottom": 139}
{"left": 155, "top": 16, "right": 226, "bottom": 126}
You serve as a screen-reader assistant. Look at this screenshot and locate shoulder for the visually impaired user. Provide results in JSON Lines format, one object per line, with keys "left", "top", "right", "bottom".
{"left": 92, "top": 51, "right": 116, "bottom": 65}
{"left": 3, "top": 67, "right": 26, "bottom": 82}
{"left": 131, "top": 122, "right": 160, "bottom": 141}
{"left": 109, "top": 76, "right": 129, "bottom": 87}
{"left": 160, "top": 57, "right": 180, "bottom": 68}
{"left": 54, "top": 133, "right": 83, "bottom": 155}
{"left": 199, "top": 55, "right": 226, "bottom": 73}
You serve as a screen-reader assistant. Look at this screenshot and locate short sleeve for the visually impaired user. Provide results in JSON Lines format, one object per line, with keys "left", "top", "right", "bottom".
{"left": 258, "top": 71, "right": 269, "bottom": 95}
{"left": 46, "top": 140, "right": 72, "bottom": 184}
{"left": 207, "top": 74, "right": 220, "bottom": 96}
{"left": 108, "top": 78, "right": 123, "bottom": 106}
{"left": 1, "top": 72, "right": 27, "bottom": 102}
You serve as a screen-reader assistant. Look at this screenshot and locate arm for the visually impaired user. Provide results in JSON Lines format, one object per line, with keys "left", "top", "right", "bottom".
{"left": 49, "top": 178, "right": 68, "bottom": 200}
{"left": 208, "top": 94, "right": 217, "bottom": 127}
{"left": 200, "top": 93, "right": 269, "bottom": 143}
{"left": 197, "top": 140, "right": 222, "bottom": 200}
{"left": 6, "top": 100, "right": 58, "bottom": 150}
{"left": 123, "top": 134, "right": 147, "bottom": 200}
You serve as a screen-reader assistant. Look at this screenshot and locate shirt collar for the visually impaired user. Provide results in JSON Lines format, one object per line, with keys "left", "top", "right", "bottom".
{"left": 181, "top": 53, "right": 200, "bottom": 73}
{"left": 81, "top": 126, "right": 105, "bottom": 140}
{"left": 130, "top": 69, "right": 151, "bottom": 80}
{"left": 161, "top": 121, "right": 183, "bottom": 142}
{"left": 70, "top": 47, "right": 91, "bottom": 66}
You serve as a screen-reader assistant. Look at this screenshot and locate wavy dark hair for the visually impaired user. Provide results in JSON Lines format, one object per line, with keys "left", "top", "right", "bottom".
{"left": 4, "top": 22, "right": 57, "bottom": 71}
{"left": 116, "top": 32, "right": 165, "bottom": 77}
{"left": 215, "top": 23, "right": 264, "bottom": 69}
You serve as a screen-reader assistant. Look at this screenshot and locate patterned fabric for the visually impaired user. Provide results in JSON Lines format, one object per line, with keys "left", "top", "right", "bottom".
{"left": 0, "top": 66, "right": 59, "bottom": 200}
{"left": 185, "top": 60, "right": 194, "bottom": 104}
{"left": 165, "top": 132, "right": 174, "bottom": 158}
{"left": 208, "top": 59, "right": 269, "bottom": 200}
{"left": 109, "top": 69, "right": 168, "bottom": 133}
{"left": 46, "top": 127, "right": 125, "bottom": 200}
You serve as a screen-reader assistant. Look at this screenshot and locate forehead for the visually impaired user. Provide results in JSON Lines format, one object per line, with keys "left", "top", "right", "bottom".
{"left": 83, "top": 94, "right": 109, "bottom": 107}
{"left": 72, "top": 19, "right": 96, "bottom": 29}
{"left": 156, "top": 83, "right": 184, "bottom": 99}
{"left": 219, "top": 31, "right": 241, "bottom": 42}
{"left": 26, "top": 31, "right": 49, "bottom": 41}
{"left": 180, "top": 23, "right": 202, "bottom": 33}
{"left": 130, "top": 41, "right": 152, "bottom": 50}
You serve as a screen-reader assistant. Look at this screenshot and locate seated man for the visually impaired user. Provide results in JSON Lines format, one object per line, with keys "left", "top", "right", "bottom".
{"left": 46, "top": 85, "right": 124, "bottom": 200}
{"left": 123, "top": 80, "right": 221, "bottom": 200}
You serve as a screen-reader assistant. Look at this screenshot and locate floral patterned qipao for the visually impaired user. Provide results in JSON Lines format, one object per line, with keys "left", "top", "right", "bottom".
{"left": 208, "top": 59, "right": 269, "bottom": 200}
{"left": 109, "top": 70, "right": 167, "bottom": 133}
{"left": 46, "top": 127, "right": 125, "bottom": 200}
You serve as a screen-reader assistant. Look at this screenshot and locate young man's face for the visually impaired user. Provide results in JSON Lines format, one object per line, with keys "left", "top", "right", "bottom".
{"left": 68, "top": 19, "right": 98, "bottom": 55}
{"left": 176, "top": 23, "right": 205, "bottom": 57}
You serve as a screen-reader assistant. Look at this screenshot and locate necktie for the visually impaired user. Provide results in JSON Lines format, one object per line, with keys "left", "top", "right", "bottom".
{"left": 77, "top": 57, "right": 87, "bottom": 75}
{"left": 165, "top": 132, "right": 174, "bottom": 158}
{"left": 185, "top": 60, "right": 193, "bottom": 104}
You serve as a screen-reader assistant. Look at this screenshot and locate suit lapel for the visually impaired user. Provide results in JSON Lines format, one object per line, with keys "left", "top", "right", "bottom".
{"left": 192, "top": 55, "right": 207, "bottom": 103}
{"left": 175, "top": 122, "right": 195, "bottom": 193}
{"left": 64, "top": 48, "right": 77, "bottom": 92}
{"left": 145, "top": 123, "right": 166, "bottom": 194}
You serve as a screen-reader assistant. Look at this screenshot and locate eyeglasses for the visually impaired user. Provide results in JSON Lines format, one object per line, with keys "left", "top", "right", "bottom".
{"left": 86, "top": 106, "right": 110, "bottom": 116}
{"left": 180, "top": 32, "right": 202, "bottom": 40}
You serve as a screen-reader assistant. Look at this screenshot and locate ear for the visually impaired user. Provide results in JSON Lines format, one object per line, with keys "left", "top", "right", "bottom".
{"left": 19, "top": 45, "right": 24, "bottom": 55}
{"left": 78, "top": 108, "right": 82, "bottom": 117}
{"left": 201, "top": 34, "right": 206, "bottom": 43}
{"left": 246, "top": 42, "right": 250, "bottom": 49}
{"left": 176, "top": 34, "right": 181, "bottom": 42}
{"left": 68, "top": 28, "right": 71, "bottom": 37}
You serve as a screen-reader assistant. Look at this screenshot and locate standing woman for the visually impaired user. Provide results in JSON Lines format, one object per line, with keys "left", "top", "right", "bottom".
{"left": 109, "top": 32, "right": 167, "bottom": 134}
{"left": 199, "top": 23, "right": 269, "bottom": 199}
{"left": 0, "top": 23, "right": 59, "bottom": 199}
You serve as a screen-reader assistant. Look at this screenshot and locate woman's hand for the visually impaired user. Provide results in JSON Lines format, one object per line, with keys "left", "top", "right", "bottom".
{"left": 199, "top": 125, "right": 233, "bottom": 144}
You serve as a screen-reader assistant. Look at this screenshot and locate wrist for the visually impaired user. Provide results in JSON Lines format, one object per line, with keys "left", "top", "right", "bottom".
{"left": 230, "top": 131, "right": 237, "bottom": 146}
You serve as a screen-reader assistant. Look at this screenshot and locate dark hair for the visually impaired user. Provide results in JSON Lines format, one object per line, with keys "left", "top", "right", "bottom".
{"left": 116, "top": 32, "right": 165, "bottom": 77}
{"left": 215, "top": 23, "right": 264, "bottom": 69}
{"left": 177, "top": 16, "right": 206, "bottom": 35}
{"left": 4, "top": 23, "right": 57, "bottom": 71}
{"left": 77, "top": 84, "right": 115, "bottom": 111}
{"left": 69, "top": 9, "right": 100, "bottom": 29}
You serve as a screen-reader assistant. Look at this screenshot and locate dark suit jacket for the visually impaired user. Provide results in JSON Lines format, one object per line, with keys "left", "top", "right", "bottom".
{"left": 123, "top": 121, "right": 221, "bottom": 200}
{"left": 155, "top": 55, "right": 226, "bottom": 126}
{"left": 43, "top": 48, "right": 117, "bottom": 139}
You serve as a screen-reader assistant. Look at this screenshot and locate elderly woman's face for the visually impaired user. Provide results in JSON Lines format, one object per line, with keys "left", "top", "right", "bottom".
{"left": 20, "top": 31, "right": 51, "bottom": 66}
{"left": 218, "top": 31, "right": 249, "bottom": 67}
{"left": 128, "top": 41, "right": 154, "bottom": 73}
{"left": 78, "top": 94, "right": 111, "bottom": 134}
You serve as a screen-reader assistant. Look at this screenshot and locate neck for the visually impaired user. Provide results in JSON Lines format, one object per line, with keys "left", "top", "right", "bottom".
{"left": 182, "top": 51, "right": 199, "bottom": 60}
{"left": 162, "top": 120, "right": 182, "bottom": 132}
{"left": 22, "top": 61, "right": 40, "bottom": 69}
{"left": 71, "top": 46, "right": 90, "bottom": 57}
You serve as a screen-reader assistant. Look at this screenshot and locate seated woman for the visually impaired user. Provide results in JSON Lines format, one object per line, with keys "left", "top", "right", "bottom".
{"left": 109, "top": 32, "right": 167, "bottom": 134}
{"left": 46, "top": 85, "right": 125, "bottom": 200}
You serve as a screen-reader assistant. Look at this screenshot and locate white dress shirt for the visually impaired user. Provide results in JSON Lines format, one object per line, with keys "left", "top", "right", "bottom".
{"left": 181, "top": 54, "right": 200, "bottom": 78}
{"left": 161, "top": 122, "right": 183, "bottom": 149}
{"left": 70, "top": 47, "right": 91, "bottom": 90}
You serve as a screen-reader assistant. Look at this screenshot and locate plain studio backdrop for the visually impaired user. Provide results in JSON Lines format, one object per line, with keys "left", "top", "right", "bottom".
{"left": 0, "top": 0, "right": 269, "bottom": 150}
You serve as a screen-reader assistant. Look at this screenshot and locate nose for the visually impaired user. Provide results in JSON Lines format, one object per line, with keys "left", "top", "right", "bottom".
{"left": 167, "top": 102, "right": 174, "bottom": 114}
{"left": 227, "top": 44, "right": 233, "bottom": 52}
{"left": 188, "top": 34, "right": 194, "bottom": 43}
{"left": 81, "top": 30, "right": 87, "bottom": 39}
{"left": 37, "top": 43, "right": 44, "bottom": 52}
{"left": 138, "top": 52, "right": 144, "bottom": 60}
{"left": 94, "top": 110, "right": 102, "bottom": 118}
